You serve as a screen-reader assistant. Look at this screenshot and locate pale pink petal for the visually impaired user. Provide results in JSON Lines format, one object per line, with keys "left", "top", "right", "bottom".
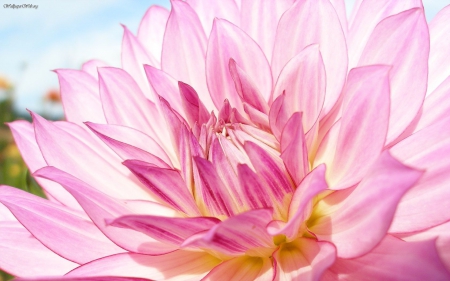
{"left": 268, "top": 165, "right": 327, "bottom": 240}
{"left": 121, "top": 26, "right": 158, "bottom": 101}
{"left": 310, "top": 151, "right": 423, "bottom": 258}
{"left": 86, "top": 122, "right": 172, "bottom": 167}
{"left": 17, "top": 277, "right": 149, "bottom": 281}
{"left": 239, "top": 124, "right": 279, "bottom": 151}
{"left": 272, "top": 0, "right": 347, "bottom": 115}
{"left": 98, "top": 67, "right": 158, "bottom": 137}
{"left": 399, "top": 221, "right": 450, "bottom": 271}
{"left": 34, "top": 166, "right": 178, "bottom": 255}
{"left": 329, "top": 65, "right": 391, "bottom": 189}
{"left": 229, "top": 59, "right": 269, "bottom": 114}
{"left": 280, "top": 113, "right": 309, "bottom": 186}
{"left": 0, "top": 221, "right": 77, "bottom": 277}
{"left": 323, "top": 235, "right": 450, "bottom": 281}
{"left": 240, "top": 0, "right": 294, "bottom": 62}
{"left": 273, "top": 44, "right": 326, "bottom": 133}
{"left": 186, "top": 0, "right": 240, "bottom": 35}
{"left": 162, "top": 0, "right": 213, "bottom": 111}
{"left": 54, "top": 69, "right": 106, "bottom": 124}
{"left": 182, "top": 209, "right": 274, "bottom": 257}
{"left": 123, "top": 160, "right": 200, "bottom": 216}
{"left": 313, "top": 120, "right": 341, "bottom": 171}
{"left": 348, "top": 0, "right": 422, "bottom": 68}
{"left": 274, "top": 238, "right": 336, "bottom": 281}
{"left": 428, "top": 5, "right": 450, "bottom": 95}
{"left": 0, "top": 186, "right": 123, "bottom": 264}
{"left": 179, "top": 81, "right": 210, "bottom": 127}
{"left": 358, "top": 8, "right": 429, "bottom": 143}
{"left": 269, "top": 93, "right": 290, "bottom": 141}
{"left": 243, "top": 103, "right": 270, "bottom": 131}
{"left": 203, "top": 256, "right": 274, "bottom": 281}
{"left": 329, "top": 0, "right": 348, "bottom": 38}
{"left": 137, "top": 5, "right": 169, "bottom": 62}
{"left": 67, "top": 251, "right": 220, "bottom": 280}
{"left": 206, "top": 18, "right": 272, "bottom": 110}
{"left": 390, "top": 116, "right": 450, "bottom": 232}
{"left": 415, "top": 76, "right": 450, "bottom": 132}
{"left": 8, "top": 120, "right": 81, "bottom": 209}
{"left": 81, "top": 59, "right": 108, "bottom": 80}
{"left": 111, "top": 215, "right": 219, "bottom": 246}
{"left": 31, "top": 113, "right": 154, "bottom": 201}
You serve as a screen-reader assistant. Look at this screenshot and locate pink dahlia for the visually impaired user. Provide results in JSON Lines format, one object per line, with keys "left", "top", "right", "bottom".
{"left": 2, "top": 0, "right": 450, "bottom": 280}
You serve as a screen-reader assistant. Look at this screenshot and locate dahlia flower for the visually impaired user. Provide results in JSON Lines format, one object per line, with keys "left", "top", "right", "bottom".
{"left": 2, "top": 0, "right": 450, "bottom": 280}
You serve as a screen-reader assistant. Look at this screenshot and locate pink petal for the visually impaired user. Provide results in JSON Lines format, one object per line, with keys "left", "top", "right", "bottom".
{"left": 206, "top": 18, "right": 272, "bottom": 110}
{"left": 0, "top": 221, "right": 77, "bottom": 277}
{"left": 110, "top": 215, "right": 219, "bottom": 246}
{"left": 280, "top": 113, "right": 309, "bottom": 186}
{"left": 347, "top": 0, "right": 422, "bottom": 68}
{"left": 123, "top": 160, "right": 200, "bottom": 216}
{"left": 203, "top": 256, "right": 275, "bottom": 281}
{"left": 329, "top": 65, "right": 391, "bottom": 190}
{"left": 269, "top": 93, "right": 290, "bottom": 141}
{"left": 0, "top": 186, "right": 123, "bottom": 264}
{"left": 272, "top": 44, "right": 326, "bottom": 131}
{"left": 228, "top": 59, "right": 269, "bottom": 114}
{"left": 323, "top": 235, "right": 450, "bottom": 281}
{"left": 399, "top": 221, "right": 450, "bottom": 272}
{"left": 34, "top": 166, "right": 178, "bottom": 255}
{"left": 182, "top": 209, "right": 274, "bottom": 257}
{"left": 186, "top": 0, "right": 240, "bottom": 35}
{"left": 390, "top": 116, "right": 450, "bottom": 232}
{"left": 428, "top": 5, "right": 450, "bottom": 95}
{"left": 240, "top": 0, "right": 294, "bottom": 62}
{"left": 310, "top": 151, "right": 423, "bottom": 258}
{"left": 67, "top": 251, "right": 220, "bottom": 280}
{"left": 17, "top": 277, "right": 149, "bottom": 281}
{"left": 162, "top": 0, "right": 214, "bottom": 111}
{"left": 8, "top": 120, "right": 81, "bottom": 210}
{"left": 98, "top": 67, "right": 158, "bottom": 138}
{"left": 268, "top": 165, "right": 327, "bottom": 240}
{"left": 179, "top": 81, "right": 210, "bottom": 127}
{"left": 358, "top": 8, "right": 429, "bottom": 143}
{"left": 272, "top": 0, "right": 347, "bottom": 115}
{"left": 31, "top": 113, "right": 154, "bottom": 201}
{"left": 81, "top": 59, "right": 108, "bottom": 80}
{"left": 274, "top": 238, "right": 336, "bottom": 281}
{"left": 137, "top": 5, "right": 169, "bottom": 62}
{"left": 54, "top": 69, "right": 106, "bottom": 124}
{"left": 329, "top": 0, "right": 348, "bottom": 38}
{"left": 86, "top": 122, "right": 172, "bottom": 168}
{"left": 121, "top": 26, "right": 157, "bottom": 101}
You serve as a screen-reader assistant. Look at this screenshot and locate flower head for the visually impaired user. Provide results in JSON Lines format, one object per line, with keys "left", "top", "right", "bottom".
{"left": 2, "top": 0, "right": 450, "bottom": 280}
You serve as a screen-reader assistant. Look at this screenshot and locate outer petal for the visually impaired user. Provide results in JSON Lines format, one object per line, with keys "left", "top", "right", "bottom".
{"left": 358, "top": 8, "right": 429, "bottom": 143}
{"left": 309, "top": 151, "right": 423, "bottom": 258}
{"left": 428, "top": 5, "right": 450, "bottom": 95}
{"left": 0, "top": 221, "right": 77, "bottom": 277}
{"left": 240, "top": 0, "right": 294, "bottom": 61}
{"left": 322, "top": 235, "right": 450, "bottom": 281}
{"left": 328, "top": 65, "right": 391, "bottom": 190}
{"left": 390, "top": 116, "right": 450, "bottom": 232}
{"left": 34, "top": 166, "right": 179, "bottom": 255}
{"left": 55, "top": 69, "right": 105, "bottom": 124}
{"left": 0, "top": 186, "right": 123, "bottom": 264}
{"left": 67, "top": 251, "right": 221, "bottom": 280}
{"left": 182, "top": 209, "right": 274, "bottom": 258}
{"left": 8, "top": 120, "right": 80, "bottom": 209}
{"left": 17, "top": 277, "right": 149, "bottom": 281}
{"left": 31, "top": 113, "right": 154, "bottom": 201}
{"left": 203, "top": 256, "right": 274, "bottom": 281}
{"left": 206, "top": 18, "right": 272, "bottom": 110}
{"left": 272, "top": 44, "right": 326, "bottom": 131}
{"left": 162, "top": 0, "right": 213, "bottom": 110}
{"left": 274, "top": 238, "right": 336, "bottom": 281}
{"left": 272, "top": 0, "right": 347, "bottom": 114}
{"left": 121, "top": 26, "right": 158, "bottom": 101}
{"left": 81, "top": 59, "right": 108, "bottom": 80}
{"left": 137, "top": 5, "right": 169, "bottom": 62}
{"left": 347, "top": 0, "right": 422, "bottom": 68}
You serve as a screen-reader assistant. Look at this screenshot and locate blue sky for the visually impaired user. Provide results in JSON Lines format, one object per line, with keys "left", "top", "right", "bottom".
{"left": 0, "top": 0, "right": 448, "bottom": 115}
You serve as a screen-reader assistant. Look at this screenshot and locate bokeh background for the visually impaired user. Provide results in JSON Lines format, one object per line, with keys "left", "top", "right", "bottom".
{"left": 0, "top": 0, "right": 448, "bottom": 280}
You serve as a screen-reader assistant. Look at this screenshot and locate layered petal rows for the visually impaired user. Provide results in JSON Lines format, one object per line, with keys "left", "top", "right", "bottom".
{"left": 2, "top": 0, "right": 450, "bottom": 280}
